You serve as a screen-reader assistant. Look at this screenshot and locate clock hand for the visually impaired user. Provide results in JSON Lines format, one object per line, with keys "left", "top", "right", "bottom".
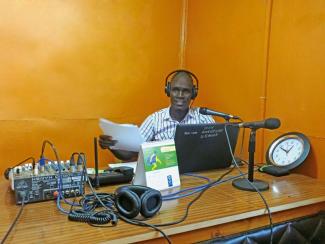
{"left": 287, "top": 145, "right": 294, "bottom": 153}
{"left": 280, "top": 146, "right": 288, "bottom": 153}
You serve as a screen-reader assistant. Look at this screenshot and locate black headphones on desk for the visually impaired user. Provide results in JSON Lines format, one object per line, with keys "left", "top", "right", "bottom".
{"left": 164, "top": 69, "right": 199, "bottom": 100}
{"left": 115, "top": 185, "right": 162, "bottom": 219}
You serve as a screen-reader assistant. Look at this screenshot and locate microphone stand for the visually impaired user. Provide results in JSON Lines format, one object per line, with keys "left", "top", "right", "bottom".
{"left": 232, "top": 128, "right": 269, "bottom": 191}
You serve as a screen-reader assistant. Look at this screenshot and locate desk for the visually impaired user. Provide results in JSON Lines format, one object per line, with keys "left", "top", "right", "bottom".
{"left": 1, "top": 168, "right": 325, "bottom": 243}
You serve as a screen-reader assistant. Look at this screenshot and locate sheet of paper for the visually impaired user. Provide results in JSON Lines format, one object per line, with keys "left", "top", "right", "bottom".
{"left": 99, "top": 118, "right": 144, "bottom": 152}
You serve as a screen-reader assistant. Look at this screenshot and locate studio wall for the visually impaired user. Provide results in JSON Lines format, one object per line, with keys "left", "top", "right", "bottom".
{"left": 0, "top": 0, "right": 183, "bottom": 171}
{"left": 1, "top": 0, "right": 323, "bottom": 179}
{"left": 186, "top": 0, "right": 325, "bottom": 178}
{"left": 264, "top": 0, "right": 325, "bottom": 178}
{"left": 186, "top": 0, "right": 269, "bottom": 162}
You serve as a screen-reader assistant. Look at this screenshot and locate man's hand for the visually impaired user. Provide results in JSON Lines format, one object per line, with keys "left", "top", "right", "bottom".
{"left": 99, "top": 135, "right": 138, "bottom": 161}
{"left": 99, "top": 135, "right": 118, "bottom": 149}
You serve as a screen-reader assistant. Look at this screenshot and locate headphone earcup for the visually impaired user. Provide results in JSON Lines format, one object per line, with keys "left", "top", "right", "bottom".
{"left": 115, "top": 185, "right": 162, "bottom": 219}
{"left": 140, "top": 189, "right": 162, "bottom": 218}
{"left": 191, "top": 86, "right": 198, "bottom": 99}
{"left": 165, "top": 82, "right": 171, "bottom": 97}
{"left": 115, "top": 187, "right": 141, "bottom": 219}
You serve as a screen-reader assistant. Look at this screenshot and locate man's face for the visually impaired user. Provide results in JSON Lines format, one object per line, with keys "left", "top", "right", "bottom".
{"left": 170, "top": 75, "right": 193, "bottom": 112}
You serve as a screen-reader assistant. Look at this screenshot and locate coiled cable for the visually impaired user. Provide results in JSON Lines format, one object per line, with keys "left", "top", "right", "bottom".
{"left": 68, "top": 209, "right": 117, "bottom": 225}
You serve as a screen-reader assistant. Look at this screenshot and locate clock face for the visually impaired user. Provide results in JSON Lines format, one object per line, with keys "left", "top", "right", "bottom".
{"left": 266, "top": 132, "right": 310, "bottom": 170}
{"left": 271, "top": 138, "right": 304, "bottom": 166}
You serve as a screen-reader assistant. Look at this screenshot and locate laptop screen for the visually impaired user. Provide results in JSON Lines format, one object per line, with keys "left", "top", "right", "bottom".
{"left": 174, "top": 123, "right": 239, "bottom": 174}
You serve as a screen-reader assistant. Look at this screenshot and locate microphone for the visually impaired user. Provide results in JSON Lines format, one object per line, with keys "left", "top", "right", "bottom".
{"left": 199, "top": 107, "right": 240, "bottom": 120}
{"left": 237, "top": 118, "right": 280, "bottom": 130}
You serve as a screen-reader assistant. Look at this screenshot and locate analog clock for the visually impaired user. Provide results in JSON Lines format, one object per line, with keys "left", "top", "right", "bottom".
{"left": 266, "top": 132, "right": 310, "bottom": 170}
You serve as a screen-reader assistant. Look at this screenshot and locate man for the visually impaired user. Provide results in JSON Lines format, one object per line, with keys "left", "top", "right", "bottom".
{"left": 99, "top": 70, "right": 214, "bottom": 161}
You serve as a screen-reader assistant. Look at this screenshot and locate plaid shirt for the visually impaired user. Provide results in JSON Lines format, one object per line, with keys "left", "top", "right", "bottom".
{"left": 139, "top": 107, "right": 215, "bottom": 142}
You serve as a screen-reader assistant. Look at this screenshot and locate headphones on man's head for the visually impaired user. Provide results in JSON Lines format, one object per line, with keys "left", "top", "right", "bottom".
{"left": 115, "top": 185, "right": 162, "bottom": 219}
{"left": 164, "top": 69, "right": 199, "bottom": 99}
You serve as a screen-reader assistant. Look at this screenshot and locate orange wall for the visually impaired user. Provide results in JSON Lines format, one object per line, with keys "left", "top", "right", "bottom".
{"left": 186, "top": 0, "right": 269, "bottom": 160}
{"left": 264, "top": 0, "right": 325, "bottom": 178}
{"left": 186, "top": 0, "right": 325, "bottom": 178}
{"left": 1, "top": 0, "right": 324, "bottom": 180}
{"left": 0, "top": 0, "right": 183, "bottom": 172}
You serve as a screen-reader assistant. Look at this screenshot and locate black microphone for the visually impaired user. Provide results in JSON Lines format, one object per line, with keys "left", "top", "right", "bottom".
{"left": 237, "top": 118, "right": 280, "bottom": 130}
{"left": 199, "top": 107, "right": 240, "bottom": 120}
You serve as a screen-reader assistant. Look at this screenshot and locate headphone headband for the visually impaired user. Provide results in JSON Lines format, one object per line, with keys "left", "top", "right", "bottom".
{"left": 164, "top": 69, "right": 199, "bottom": 99}
{"left": 165, "top": 69, "right": 199, "bottom": 90}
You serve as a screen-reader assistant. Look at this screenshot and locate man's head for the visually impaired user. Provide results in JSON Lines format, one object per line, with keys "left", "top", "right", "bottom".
{"left": 169, "top": 71, "right": 195, "bottom": 113}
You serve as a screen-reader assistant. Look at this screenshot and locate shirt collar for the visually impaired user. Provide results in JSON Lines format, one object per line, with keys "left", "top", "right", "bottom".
{"left": 163, "top": 107, "right": 195, "bottom": 122}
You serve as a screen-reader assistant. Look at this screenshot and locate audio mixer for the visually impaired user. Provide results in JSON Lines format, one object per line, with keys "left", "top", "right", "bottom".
{"left": 9, "top": 160, "right": 85, "bottom": 205}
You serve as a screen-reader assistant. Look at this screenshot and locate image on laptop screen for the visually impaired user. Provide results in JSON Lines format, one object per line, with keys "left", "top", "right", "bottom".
{"left": 174, "top": 123, "right": 239, "bottom": 174}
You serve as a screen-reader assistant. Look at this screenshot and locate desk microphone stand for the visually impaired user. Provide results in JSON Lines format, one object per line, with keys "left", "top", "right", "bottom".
{"left": 232, "top": 129, "right": 269, "bottom": 191}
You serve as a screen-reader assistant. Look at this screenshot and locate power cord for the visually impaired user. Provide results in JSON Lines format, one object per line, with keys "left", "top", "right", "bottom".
{"left": 1, "top": 192, "right": 27, "bottom": 244}
{"left": 117, "top": 214, "right": 172, "bottom": 243}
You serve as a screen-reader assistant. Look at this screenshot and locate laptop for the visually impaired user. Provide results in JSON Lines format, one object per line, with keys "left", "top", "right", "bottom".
{"left": 174, "top": 123, "right": 239, "bottom": 174}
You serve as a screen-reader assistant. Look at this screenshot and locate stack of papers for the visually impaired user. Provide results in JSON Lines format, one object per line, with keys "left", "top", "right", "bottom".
{"left": 99, "top": 118, "right": 144, "bottom": 152}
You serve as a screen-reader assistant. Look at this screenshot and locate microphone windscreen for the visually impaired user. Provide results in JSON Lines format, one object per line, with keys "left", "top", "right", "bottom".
{"left": 265, "top": 118, "right": 281, "bottom": 129}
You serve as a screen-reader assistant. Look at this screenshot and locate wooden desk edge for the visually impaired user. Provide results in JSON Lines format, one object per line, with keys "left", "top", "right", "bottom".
{"left": 103, "top": 196, "right": 325, "bottom": 243}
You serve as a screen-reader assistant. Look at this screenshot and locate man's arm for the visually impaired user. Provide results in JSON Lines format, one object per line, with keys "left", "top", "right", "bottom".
{"left": 110, "top": 149, "right": 138, "bottom": 162}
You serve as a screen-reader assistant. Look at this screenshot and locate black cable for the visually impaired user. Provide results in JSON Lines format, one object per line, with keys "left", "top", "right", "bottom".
{"left": 40, "top": 140, "right": 66, "bottom": 202}
{"left": 67, "top": 192, "right": 110, "bottom": 225}
{"left": 74, "top": 153, "right": 171, "bottom": 242}
{"left": 44, "top": 145, "right": 86, "bottom": 209}
{"left": 108, "top": 128, "right": 246, "bottom": 234}
{"left": 87, "top": 210, "right": 118, "bottom": 227}
{"left": 1, "top": 195, "right": 26, "bottom": 244}
{"left": 67, "top": 187, "right": 113, "bottom": 225}
{"left": 68, "top": 209, "right": 116, "bottom": 225}
{"left": 117, "top": 214, "right": 172, "bottom": 244}
{"left": 4, "top": 157, "right": 36, "bottom": 180}
{"left": 54, "top": 151, "right": 116, "bottom": 226}
{"left": 125, "top": 167, "right": 243, "bottom": 230}
{"left": 69, "top": 192, "right": 117, "bottom": 226}
{"left": 224, "top": 124, "right": 274, "bottom": 244}
{"left": 80, "top": 193, "right": 115, "bottom": 211}
{"left": 12, "top": 157, "right": 35, "bottom": 167}
{"left": 43, "top": 146, "right": 116, "bottom": 227}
